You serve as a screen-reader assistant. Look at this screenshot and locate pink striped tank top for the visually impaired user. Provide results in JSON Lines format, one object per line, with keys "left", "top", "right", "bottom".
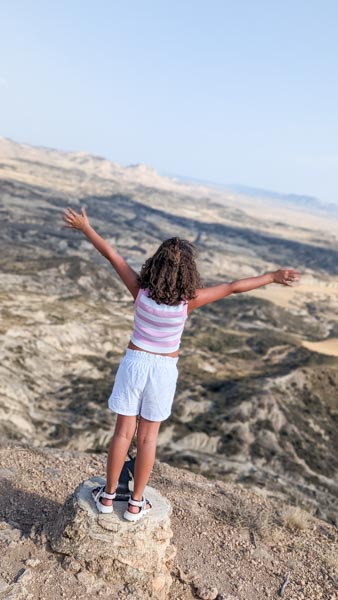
{"left": 130, "top": 288, "right": 188, "bottom": 353}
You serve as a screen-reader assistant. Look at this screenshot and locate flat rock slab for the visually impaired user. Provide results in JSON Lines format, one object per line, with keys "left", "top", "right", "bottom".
{"left": 48, "top": 476, "right": 176, "bottom": 599}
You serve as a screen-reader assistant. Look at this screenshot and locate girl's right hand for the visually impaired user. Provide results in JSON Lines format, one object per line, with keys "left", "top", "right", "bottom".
{"left": 63, "top": 207, "right": 89, "bottom": 231}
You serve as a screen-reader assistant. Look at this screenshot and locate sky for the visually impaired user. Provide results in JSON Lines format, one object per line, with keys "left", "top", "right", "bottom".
{"left": 1, "top": 1, "right": 338, "bottom": 204}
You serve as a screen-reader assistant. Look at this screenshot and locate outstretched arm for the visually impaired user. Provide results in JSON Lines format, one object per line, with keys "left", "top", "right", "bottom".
{"left": 188, "top": 269, "right": 300, "bottom": 313}
{"left": 63, "top": 207, "right": 140, "bottom": 299}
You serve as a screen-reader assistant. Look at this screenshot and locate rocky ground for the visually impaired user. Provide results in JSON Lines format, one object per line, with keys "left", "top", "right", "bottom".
{"left": 0, "top": 442, "right": 337, "bottom": 600}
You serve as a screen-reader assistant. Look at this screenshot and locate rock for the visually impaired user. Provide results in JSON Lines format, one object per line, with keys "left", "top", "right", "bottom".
{"left": 75, "top": 570, "right": 105, "bottom": 593}
{"left": 176, "top": 566, "right": 198, "bottom": 583}
{"left": 16, "top": 568, "right": 33, "bottom": 583}
{"left": 0, "top": 576, "right": 10, "bottom": 593}
{"left": 194, "top": 584, "right": 219, "bottom": 600}
{"left": 1, "top": 587, "right": 25, "bottom": 600}
{"left": 0, "top": 526, "right": 22, "bottom": 544}
{"left": 29, "top": 525, "right": 48, "bottom": 545}
{"left": 25, "top": 558, "right": 41, "bottom": 568}
{"left": 44, "top": 466, "right": 62, "bottom": 479}
{"left": 48, "top": 476, "right": 175, "bottom": 599}
{"left": 62, "top": 555, "right": 82, "bottom": 573}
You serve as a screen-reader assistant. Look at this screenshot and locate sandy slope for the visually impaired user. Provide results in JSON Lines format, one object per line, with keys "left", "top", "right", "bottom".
{"left": 302, "top": 338, "right": 338, "bottom": 357}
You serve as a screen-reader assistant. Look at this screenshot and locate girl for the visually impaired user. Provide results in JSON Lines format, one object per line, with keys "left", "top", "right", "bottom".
{"left": 63, "top": 206, "right": 300, "bottom": 522}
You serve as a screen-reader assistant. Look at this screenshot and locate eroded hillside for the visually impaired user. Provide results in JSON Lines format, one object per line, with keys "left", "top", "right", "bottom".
{"left": 1, "top": 137, "right": 338, "bottom": 525}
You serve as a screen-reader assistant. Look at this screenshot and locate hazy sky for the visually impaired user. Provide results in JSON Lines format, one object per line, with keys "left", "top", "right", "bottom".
{"left": 1, "top": 1, "right": 338, "bottom": 204}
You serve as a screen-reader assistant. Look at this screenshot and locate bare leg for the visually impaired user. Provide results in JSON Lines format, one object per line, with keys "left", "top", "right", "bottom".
{"left": 99, "top": 414, "right": 138, "bottom": 507}
{"left": 128, "top": 416, "right": 161, "bottom": 514}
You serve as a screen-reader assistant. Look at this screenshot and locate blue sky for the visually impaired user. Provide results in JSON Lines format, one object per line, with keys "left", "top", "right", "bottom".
{"left": 1, "top": 1, "right": 338, "bottom": 204}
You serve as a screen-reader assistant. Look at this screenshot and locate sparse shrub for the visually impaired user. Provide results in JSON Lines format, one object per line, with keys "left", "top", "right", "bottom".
{"left": 282, "top": 506, "right": 313, "bottom": 530}
{"left": 212, "top": 492, "right": 273, "bottom": 538}
{"left": 324, "top": 550, "right": 338, "bottom": 573}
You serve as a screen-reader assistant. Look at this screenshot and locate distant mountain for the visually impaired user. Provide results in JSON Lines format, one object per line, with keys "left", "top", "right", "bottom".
{"left": 225, "top": 183, "right": 321, "bottom": 209}
{"left": 225, "top": 183, "right": 338, "bottom": 217}
{"left": 169, "top": 173, "right": 338, "bottom": 217}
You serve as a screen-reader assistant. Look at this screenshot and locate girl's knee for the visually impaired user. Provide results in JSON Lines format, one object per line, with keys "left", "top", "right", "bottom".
{"left": 137, "top": 417, "right": 161, "bottom": 445}
{"left": 114, "top": 429, "right": 134, "bottom": 443}
{"left": 114, "top": 414, "right": 137, "bottom": 441}
{"left": 137, "top": 433, "right": 158, "bottom": 446}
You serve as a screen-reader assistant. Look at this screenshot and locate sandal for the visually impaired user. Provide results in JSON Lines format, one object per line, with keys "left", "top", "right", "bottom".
{"left": 123, "top": 495, "right": 153, "bottom": 522}
{"left": 91, "top": 485, "right": 116, "bottom": 514}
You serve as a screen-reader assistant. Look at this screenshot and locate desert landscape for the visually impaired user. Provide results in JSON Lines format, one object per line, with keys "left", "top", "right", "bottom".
{"left": 0, "top": 137, "right": 338, "bottom": 598}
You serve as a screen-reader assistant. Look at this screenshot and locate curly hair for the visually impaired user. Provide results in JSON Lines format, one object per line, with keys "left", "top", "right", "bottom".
{"left": 137, "top": 237, "right": 202, "bottom": 305}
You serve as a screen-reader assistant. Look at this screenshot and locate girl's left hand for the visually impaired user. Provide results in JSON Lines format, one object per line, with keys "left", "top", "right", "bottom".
{"left": 273, "top": 268, "right": 300, "bottom": 286}
{"left": 63, "top": 207, "right": 89, "bottom": 231}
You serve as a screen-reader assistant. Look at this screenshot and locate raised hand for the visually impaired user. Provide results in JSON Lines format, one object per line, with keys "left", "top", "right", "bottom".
{"left": 63, "top": 207, "right": 89, "bottom": 231}
{"left": 273, "top": 268, "right": 300, "bottom": 286}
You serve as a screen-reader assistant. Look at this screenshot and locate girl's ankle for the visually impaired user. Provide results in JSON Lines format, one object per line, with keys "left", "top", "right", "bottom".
{"left": 105, "top": 483, "right": 117, "bottom": 494}
{"left": 131, "top": 494, "right": 143, "bottom": 501}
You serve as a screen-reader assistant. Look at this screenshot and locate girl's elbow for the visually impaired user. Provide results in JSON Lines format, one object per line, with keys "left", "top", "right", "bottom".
{"left": 223, "top": 284, "right": 236, "bottom": 296}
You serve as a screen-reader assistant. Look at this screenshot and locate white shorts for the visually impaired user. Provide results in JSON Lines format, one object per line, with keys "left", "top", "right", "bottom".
{"left": 108, "top": 348, "right": 179, "bottom": 422}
